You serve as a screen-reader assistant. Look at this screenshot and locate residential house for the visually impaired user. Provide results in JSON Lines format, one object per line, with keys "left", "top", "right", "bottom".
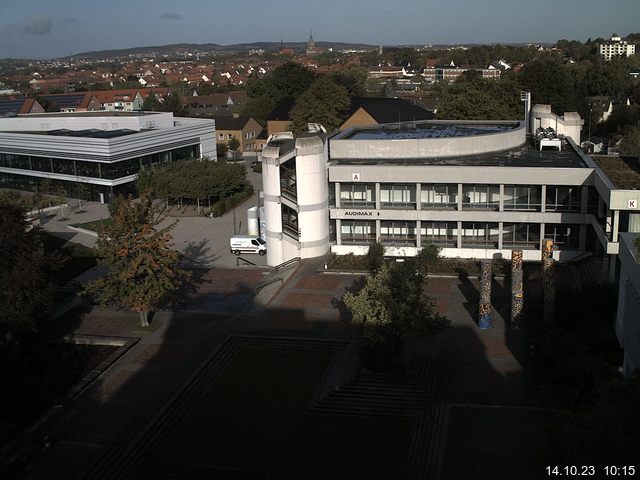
{"left": 0, "top": 98, "right": 45, "bottom": 116}
{"left": 339, "top": 97, "right": 435, "bottom": 131}
{"left": 599, "top": 35, "right": 636, "bottom": 61}
{"left": 581, "top": 137, "right": 605, "bottom": 154}
{"left": 214, "top": 114, "right": 263, "bottom": 153}
{"left": 38, "top": 92, "right": 101, "bottom": 112}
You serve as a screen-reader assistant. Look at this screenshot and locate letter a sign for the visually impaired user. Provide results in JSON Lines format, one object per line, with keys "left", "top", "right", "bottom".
{"left": 352, "top": 173, "right": 360, "bottom": 181}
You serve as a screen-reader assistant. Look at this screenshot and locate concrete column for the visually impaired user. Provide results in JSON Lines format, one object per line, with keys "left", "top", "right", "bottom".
{"left": 606, "top": 210, "right": 612, "bottom": 234}
{"left": 416, "top": 220, "right": 422, "bottom": 248}
{"left": 580, "top": 186, "right": 589, "bottom": 214}
{"left": 498, "top": 222, "right": 504, "bottom": 250}
{"left": 336, "top": 218, "right": 342, "bottom": 246}
{"left": 511, "top": 250, "right": 524, "bottom": 328}
{"left": 376, "top": 219, "right": 381, "bottom": 242}
{"left": 457, "top": 183, "right": 463, "bottom": 210}
{"left": 609, "top": 255, "right": 617, "bottom": 282}
{"left": 499, "top": 184, "right": 505, "bottom": 212}
{"left": 612, "top": 210, "right": 620, "bottom": 242}
{"left": 375, "top": 183, "right": 381, "bottom": 210}
{"left": 457, "top": 221, "right": 463, "bottom": 248}
{"left": 479, "top": 260, "right": 492, "bottom": 329}
{"left": 540, "top": 185, "right": 546, "bottom": 213}
{"left": 539, "top": 223, "right": 545, "bottom": 251}
{"left": 416, "top": 183, "right": 421, "bottom": 211}
{"left": 335, "top": 182, "right": 341, "bottom": 208}
{"left": 579, "top": 224, "right": 587, "bottom": 251}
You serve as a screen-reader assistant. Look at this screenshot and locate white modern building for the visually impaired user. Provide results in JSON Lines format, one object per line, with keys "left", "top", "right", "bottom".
{"left": 0, "top": 111, "right": 216, "bottom": 202}
{"left": 261, "top": 111, "right": 640, "bottom": 284}
{"left": 599, "top": 35, "right": 636, "bottom": 61}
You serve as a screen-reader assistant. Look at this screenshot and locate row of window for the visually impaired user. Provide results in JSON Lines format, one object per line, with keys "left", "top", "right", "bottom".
{"left": 338, "top": 220, "right": 579, "bottom": 249}
{"left": 0, "top": 145, "right": 199, "bottom": 180}
{"left": 337, "top": 183, "right": 587, "bottom": 212}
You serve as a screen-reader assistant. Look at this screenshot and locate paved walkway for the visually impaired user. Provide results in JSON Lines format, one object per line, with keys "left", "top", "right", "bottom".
{"left": 19, "top": 260, "right": 551, "bottom": 479}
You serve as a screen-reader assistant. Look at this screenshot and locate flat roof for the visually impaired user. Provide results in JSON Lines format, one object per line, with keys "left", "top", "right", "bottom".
{"left": 593, "top": 156, "right": 640, "bottom": 189}
{"left": 330, "top": 140, "right": 587, "bottom": 168}
{"left": 344, "top": 123, "right": 516, "bottom": 140}
{"left": 15, "top": 111, "right": 159, "bottom": 118}
{"left": 0, "top": 128, "right": 140, "bottom": 138}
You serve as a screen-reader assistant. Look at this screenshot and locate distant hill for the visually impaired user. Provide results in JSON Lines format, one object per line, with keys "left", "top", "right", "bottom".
{"left": 66, "top": 41, "right": 378, "bottom": 59}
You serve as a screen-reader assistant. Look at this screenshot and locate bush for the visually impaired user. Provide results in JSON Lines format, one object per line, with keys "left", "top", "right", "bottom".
{"left": 252, "top": 162, "right": 262, "bottom": 173}
{"left": 209, "top": 185, "right": 255, "bottom": 217}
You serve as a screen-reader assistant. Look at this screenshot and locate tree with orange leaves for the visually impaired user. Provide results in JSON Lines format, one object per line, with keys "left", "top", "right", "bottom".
{"left": 86, "top": 195, "right": 189, "bottom": 327}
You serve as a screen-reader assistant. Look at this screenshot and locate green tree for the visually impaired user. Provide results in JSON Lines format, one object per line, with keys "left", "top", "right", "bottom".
{"left": 414, "top": 244, "right": 441, "bottom": 275}
{"left": 228, "top": 136, "right": 240, "bottom": 152}
{"left": 0, "top": 203, "right": 61, "bottom": 341}
{"left": 366, "top": 241, "right": 385, "bottom": 273}
{"left": 619, "top": 126, "right": 640, "bottom": 157}
{"left": 216, "top": 142, "right": 228, "bottom": 158}
{"left": 330, "top": 66, "right": 368, "bottom": 97}
{"left": 343, "top": 262, "right": 449, "bottom": 364}
{"left": 85, "top": 196, "right": 189, "bottom": 327}
{"left": 290, "top": 76, "right": 350, "bottom": 133}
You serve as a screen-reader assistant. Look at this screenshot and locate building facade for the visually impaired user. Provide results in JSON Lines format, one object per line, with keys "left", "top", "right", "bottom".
{"left": 261, "top": 115, "right": 640, "bottom": 280}
{"left": 599, "top": 35, "right": 636, "bottom": 61}
{"left": 616, "top": 233, "right": 640, "bottom": 378}
{"left": 0, "top": 111, "right": 216, "bottom": 202}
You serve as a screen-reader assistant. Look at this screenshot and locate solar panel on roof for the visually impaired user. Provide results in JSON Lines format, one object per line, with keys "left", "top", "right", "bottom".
{"left": 0, "top": 99, "right": 26, "bottom": 115}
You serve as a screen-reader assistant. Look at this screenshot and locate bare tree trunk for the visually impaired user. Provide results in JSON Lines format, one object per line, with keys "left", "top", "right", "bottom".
{"left": 139, "top": 310, "right": 150, "bottom": 328}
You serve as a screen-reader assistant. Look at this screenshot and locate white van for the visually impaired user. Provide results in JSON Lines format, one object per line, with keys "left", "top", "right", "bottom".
{"left": 229, "top": 235, "right": 267, "bottom": 255}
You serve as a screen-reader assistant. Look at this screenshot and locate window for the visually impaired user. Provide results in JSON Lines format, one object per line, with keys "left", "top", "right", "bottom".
{"left": 546, "top": 224, "right": 579, "bottom": 249}
{"left": 502, "top": 223, "right": 540, "bottom": 248}
{"left": 504, "top": 186, "right": 542, "bottom": 211}
{"left": 341, "top": 220, "right": 376, "bottom": 244}
{"left": 421, "top": 222, "right": 457, "bottom": 247}
{"left": 380, "top": 184, "right": 416, "bottom": 209}
{"left": 227, "top": 134, "right": 233, "bottom": 140}
{"left": 339, "top": 183, "right": 375, "bottom": 208}
{"left": 380, "top": 221, "right": 416, "bottom": 246}
{"left": 461, "top": 222, "right": 499, "bottom": 248}
{"left": 462, "top": 185, "right": 499, "bottom": 210}
{"left": 219, "top": 133, "right": 223, "bottom": 140}
{"left": 546, "top": 186, "right": 581, "bottom": 212}
{"left": 421, "top": 184, "right": 458, "bottom": 209}
{"left": 282, "top": 204, "right": 298, "bottom": 239}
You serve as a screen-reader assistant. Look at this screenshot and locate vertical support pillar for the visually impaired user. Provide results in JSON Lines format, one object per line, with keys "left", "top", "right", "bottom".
{"left": 376, "top": 219, "right": 381, "bottom": 242}
{"left": 375, "top": 183, "right": 381, "bottom": 210}
{"left": 457, "top": 183, "right": 463, "bottom": 211}
{"left": 498, "top": 221, "right": 504, "bottom": 250}
{"left": 540, "top": 185, "right": 546, "bottom": 213}
{"left": 499, "top": 184, "right": 505, "bottom": 212}
{"left": 612, "top": 210, "right": 620, "bottom": 242}
{"left": 479, "top": 260, "right": 492, "bottom": 329}
{"left": 457, "top": 221, "right": 463, "bottom": 249}
{"left": 511, "top": 249, "right": 524, "bottom": 328}
{"left": 416, "top": 220, "right": 421, "bottom": 249}
{"left": 542, "top": 238, "right": 555, "bottom": 324}
{"left": 334, "top": 182, "right": 341, "bottom": 209}
{"left": 336, "top": 218, "right": 342, "bottom": 246}
{"left": 416, "top": 183, "right": 421, "bottom": 211}
{"left": 580, "top": 186, "right": 589, "bottom": 214}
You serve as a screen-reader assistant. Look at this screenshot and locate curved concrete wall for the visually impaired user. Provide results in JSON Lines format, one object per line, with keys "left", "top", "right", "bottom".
{"left": 295, "top": 136, "right": 330, "bottom": 259}
{"left": 331, "top": 121, "right": 525, "bottom": 160}
{"left": 261, "top": 147, "right": 285, "bottom": 266}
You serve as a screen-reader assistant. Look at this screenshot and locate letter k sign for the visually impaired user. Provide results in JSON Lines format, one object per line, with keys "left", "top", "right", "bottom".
{"left": 629, "top": 199, "right": 637, "bottom": 209}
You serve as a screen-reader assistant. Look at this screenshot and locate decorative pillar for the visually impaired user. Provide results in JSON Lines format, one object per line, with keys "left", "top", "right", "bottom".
{"left": 511, "top": 249, "right": 524, "bottom": 328}
{"left": 479, "top": 260, "right": 492, "bottom": 329}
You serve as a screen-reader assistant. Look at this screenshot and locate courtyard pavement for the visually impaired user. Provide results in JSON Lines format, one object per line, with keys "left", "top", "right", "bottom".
{"left": 17, "top": 255, "right": 560, "bottom": 479}
{"left": 37, "top": 158, "right": 268, "bottom": 268}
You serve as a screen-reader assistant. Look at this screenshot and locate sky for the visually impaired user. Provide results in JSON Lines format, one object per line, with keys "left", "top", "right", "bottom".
{"left": 0, "top": 0, "right": 639, "bottom": 59}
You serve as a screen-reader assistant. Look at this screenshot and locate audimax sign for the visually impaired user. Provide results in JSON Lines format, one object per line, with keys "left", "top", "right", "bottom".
{"left": 344, "top": 211, "right": 380, "bottom": 216}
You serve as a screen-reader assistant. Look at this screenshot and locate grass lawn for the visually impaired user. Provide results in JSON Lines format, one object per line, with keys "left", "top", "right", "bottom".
{"left": 41, "top": 233, "right": 98, "bottom": 285}
{"left": 146, "top": 347, "right": 412, "bottom": 479}
{"left": 70, "top": 217, "right": 112, "bottom": 232}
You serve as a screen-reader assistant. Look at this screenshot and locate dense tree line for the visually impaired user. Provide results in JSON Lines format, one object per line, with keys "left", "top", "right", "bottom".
{"left": 136, "top": 159, "right": 247, "bottom": 209}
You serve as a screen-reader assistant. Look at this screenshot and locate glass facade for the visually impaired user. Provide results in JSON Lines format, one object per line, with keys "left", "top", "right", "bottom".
{"left": 339, "top": 183, "right": 375, "bottom": 208}
{"left": 546, "top": 224, "right": 580, "bottom": 249}
{"left": 279, "top": 159, "right": 297, "bottom": 202}
{"left": 546, "top": 186, "right": 581, "bottom": 212}
{"left": 341, "top": 220, "right": 376, "bottom": 244}
{"left": 462, "top": 184, "right": 500, "bottom": 210}
{"left": 502, "top": 223, "right": 540, "bottom": 248}
{"left": 503, "top": 185, "right": 542, "bottom": 211}
{"left": 421, "top": 222, "right": 457, "bottom": 247}
{"left": 421, "top": 184, "right": 458, "bottom": 209}
{"left": 461, "top": 222, "right": 500, "bottom": 248}
{"left": 0, "top": 144, "right": 199, "bottom": 181}
{"left": 380, "top": 184, "right": 416, "bottom": 209}
{"left": 380, "top": 220, "right": 416, "bottom": 246}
